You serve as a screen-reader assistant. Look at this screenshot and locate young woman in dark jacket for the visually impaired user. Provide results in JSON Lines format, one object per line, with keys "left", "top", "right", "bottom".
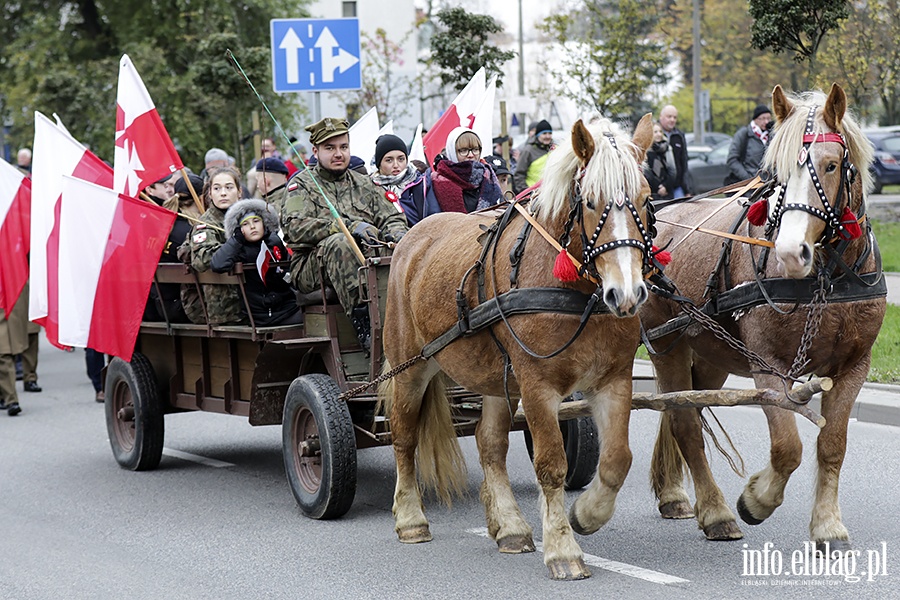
{"left": 644, "top": 123, "right": 675, "bottom": 200}
{"left": 211, "top": 198, "right": 302, "bottom": 327}
{"left": 369, "top": 133, "right": 425, "bottom": 226}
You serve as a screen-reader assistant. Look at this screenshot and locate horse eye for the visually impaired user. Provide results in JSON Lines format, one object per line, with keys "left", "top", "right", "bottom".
{"left": 825, "top": 163, "right": 837, "bottom": 173}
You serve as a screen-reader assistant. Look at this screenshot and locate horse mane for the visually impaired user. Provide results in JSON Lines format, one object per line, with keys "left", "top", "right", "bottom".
{"left": 762, "top": 90, "right": 874, "bottom": 194}
{"left": 533, "top": 118, "right": 644, "bottom": 221}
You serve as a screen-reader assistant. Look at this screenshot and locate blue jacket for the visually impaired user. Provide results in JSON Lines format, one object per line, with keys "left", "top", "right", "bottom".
{"left": 395, "top": 170, "right": 431, "bottom": 226}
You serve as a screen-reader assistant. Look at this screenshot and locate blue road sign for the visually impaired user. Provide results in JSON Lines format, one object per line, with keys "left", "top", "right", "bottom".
{"left": 271, "top": 18, "right": 362, "bottom": 93}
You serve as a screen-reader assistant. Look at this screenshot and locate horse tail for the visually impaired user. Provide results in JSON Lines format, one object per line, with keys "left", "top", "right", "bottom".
{"left": 700, "top": 409, "right": 746, "bottom": 478}
{"left": 377, "top": 362, "right": 467, "bottom": 505}
{"left": 416, "top": 373, "right": 467, "bottom": 506}
{"left": 650, "top": 411, "right": 689, "bottom": 497}
{"left": 375, "top": 359, "right": 393, "bottom": 421}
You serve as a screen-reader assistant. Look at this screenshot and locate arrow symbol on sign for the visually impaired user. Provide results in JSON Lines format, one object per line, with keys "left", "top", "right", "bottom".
{"left": 315, "top": 26, "right": 359, "bottom": 84}
{"left": 279, "top": 27, "right": 304, "bottom": 84}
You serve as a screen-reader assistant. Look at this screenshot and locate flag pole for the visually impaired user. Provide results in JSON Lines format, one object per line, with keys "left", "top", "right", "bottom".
{"left": 180, "top": 168, "right": 206, "bottom": 215}
{"left": 225, "top": 49, "right": 366, "bottom": 266}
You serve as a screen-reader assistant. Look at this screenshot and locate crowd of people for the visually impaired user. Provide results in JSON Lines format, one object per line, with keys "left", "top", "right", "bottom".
{"left": 2, "top": 104, "right": 777, "bottom": 416}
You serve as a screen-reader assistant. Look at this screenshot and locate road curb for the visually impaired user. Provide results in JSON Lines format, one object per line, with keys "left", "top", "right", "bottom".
{"left": 633, "top": 360, "right": 900, "bottom": 428}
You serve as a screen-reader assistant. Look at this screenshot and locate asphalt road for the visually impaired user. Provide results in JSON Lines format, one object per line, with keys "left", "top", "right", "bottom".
{"left": 1, "top": 341, "right": 897, "bottom": 599}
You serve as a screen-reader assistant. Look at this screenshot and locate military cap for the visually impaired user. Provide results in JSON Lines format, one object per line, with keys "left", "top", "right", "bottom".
{"left": 306, "top": 117, "right": 351, "bottom": 145}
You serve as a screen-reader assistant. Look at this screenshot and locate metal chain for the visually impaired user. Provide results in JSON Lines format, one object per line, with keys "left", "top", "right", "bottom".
{"left": 338, "top": 354, "right": 426, "bottom": 402}
{"left": 677, "top": 301, "right": 795, "bottom": 386}
{"left": 788, "top": 276, "right": 829, "bottom": 378}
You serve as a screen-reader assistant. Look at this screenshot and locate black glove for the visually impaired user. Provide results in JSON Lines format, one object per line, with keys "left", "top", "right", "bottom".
{"left": 353, "top": 221, "right": 380, "bottom": 245}
{"left": 232, "top": 227, "right": 246, "bottom": 244}
{"left": 385, "top": 230, "right": 406, "bottom": 245}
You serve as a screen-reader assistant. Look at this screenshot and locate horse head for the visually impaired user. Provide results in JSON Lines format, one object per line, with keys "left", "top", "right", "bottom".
{"left": 537, "top": 115, "right": 654, "bottom": 317}
{"left": 763, "top": 83, "right": 874, "bottom": 278}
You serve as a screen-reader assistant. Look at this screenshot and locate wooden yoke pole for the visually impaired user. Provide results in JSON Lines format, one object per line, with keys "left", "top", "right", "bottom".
{"left": 180, "top": 168, "right": 205, "bottom": 215}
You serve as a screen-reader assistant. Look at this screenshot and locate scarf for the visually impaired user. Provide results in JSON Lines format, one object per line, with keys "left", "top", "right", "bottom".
{"left": 432, "top": 160, "right": 503, "bottom": 214}
{"left": 371, "top": 165, "right": 418, "bottom": 196}
{"left": 750, "top": 121, "right": 769, "bottom": 145}
{"left": 649, "top": 140, "right": 669, "bottom": 179}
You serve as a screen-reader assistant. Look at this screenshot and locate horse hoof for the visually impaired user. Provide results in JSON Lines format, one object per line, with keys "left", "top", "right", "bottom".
{"left": 659, "top": 500, "right": 695, "bottom": 520}
{"left": 568, "top": 504, "right": 599, "bottom": 536}
{"left": 704, "top": 520, "right": 744, "bottom": 541}
{"left": 397, "top": 525, "right": 432, "bottom": 544}
{"left": 547, "top": 558, "right": 591, "bottom": 580}
{"left": 736, "top": 495, "right": 764, "bottom": 526}
{"left": 815, "top": 539, "right": 851, "bottom": 555}
{"left": 497, "top": 534, "right": 536, "bottom": 554}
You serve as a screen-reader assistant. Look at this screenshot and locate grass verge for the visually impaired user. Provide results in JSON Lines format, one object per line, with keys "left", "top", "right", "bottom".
{"left": 871, "top": 220, "right": 900, "bottom": 272}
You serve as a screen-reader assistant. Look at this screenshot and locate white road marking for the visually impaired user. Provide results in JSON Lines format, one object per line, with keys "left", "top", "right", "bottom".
{"left": 466, "top": 527, "right": 689, "bottom": 585}
{"left": 162, "top": 448, "right": 234, "bottom": 468}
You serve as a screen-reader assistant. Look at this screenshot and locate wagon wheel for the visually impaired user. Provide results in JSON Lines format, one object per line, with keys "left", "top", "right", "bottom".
{"left": 523, "top": 416, "right": 600, "bottom": 490}
{"left": 282, "top": 374, "right": 357, "bottom": 519}
{"left": 105, "top": 353, "right": 164, "bottom": 471}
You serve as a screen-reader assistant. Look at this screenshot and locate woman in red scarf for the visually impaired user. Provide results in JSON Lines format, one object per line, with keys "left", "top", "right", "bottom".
{"left": 415, "top": 127, "right": 503, "bottom": 225}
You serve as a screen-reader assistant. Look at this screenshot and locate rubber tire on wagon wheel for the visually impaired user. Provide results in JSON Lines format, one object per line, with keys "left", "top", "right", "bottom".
{"left": 283, "top": 374, "right": 357, "bottom": 519}
{"left": 523, "top": 416, "right": 600, "bottom": 490}
{"left": 105, "top": 353, "right": 164, "bottom": 471}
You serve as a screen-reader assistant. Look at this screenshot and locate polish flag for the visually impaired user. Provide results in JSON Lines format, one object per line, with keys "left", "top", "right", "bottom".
{"left": 256, "top": 241, "right": 273, "bottom": 284}
{"left": 57, "top": 176, "right": 175, "bottom": 360}
{"left": 471, "top": 76, "right": 497, "bottom": 159}
{"left": 422, "top": 67, "right": 486, "bottom": 165}
{"left": 114, "top": 54, "right": 183, "bottom": 197}
{"left": 30, "top": 112, "right": 114, "bottom": 347}
{"left": 408, "top": 123, "right": 425, "bottom": 164}
{"left": 0, "top": 160, "right": 31, "bottom": 313}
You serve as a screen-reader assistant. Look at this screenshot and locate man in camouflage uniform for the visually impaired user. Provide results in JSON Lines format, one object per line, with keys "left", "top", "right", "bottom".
{"left": 255, "top": 156, "right": 290, "bottom": 215}
{"left": 281, "top": 117, "right": 408, "bottom": 349}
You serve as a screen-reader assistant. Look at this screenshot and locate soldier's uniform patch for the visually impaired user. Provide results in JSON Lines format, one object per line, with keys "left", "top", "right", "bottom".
{"left": 192, "top": 231, "right": 207, "bottom": 244}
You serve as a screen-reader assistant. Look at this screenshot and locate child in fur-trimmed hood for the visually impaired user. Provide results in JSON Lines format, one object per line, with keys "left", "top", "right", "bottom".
{"left": 211, "top": 199, "right": 302, "bottom": 326}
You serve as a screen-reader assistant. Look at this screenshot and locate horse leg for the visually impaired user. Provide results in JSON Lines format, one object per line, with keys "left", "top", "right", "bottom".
{"left": 476, "top": 395, "right": 535, "bottom": 554}
{"left": 522, "top": 385, "right": 590, "bottom": 580}
{"left": 737, "top": 375, "right": 803, "bottom": 527}
{"left": 391, "top": 360, "right": 440, "bottom": 543}
{"left": 649, "top": 343, "right": 694, "bottom": 519}
{"left": 682, "top": 358, "right": 743, "bottom": 540}
{"left": 569, "top": 372, "right": 634, "bottom": 539}
{"left": 809, "top": 357, "right": 868, "bottom": 552}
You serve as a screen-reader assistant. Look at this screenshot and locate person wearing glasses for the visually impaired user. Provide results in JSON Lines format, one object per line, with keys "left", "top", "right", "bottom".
{"left": 416, "top": 127, "right": 503, "bottom": 226}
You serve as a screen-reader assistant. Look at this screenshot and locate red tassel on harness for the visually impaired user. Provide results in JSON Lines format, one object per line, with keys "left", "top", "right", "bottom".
{"left": 839, "top": 206, "right": 862, "bottom": 240}
{"left": 553, "top": 248, "right": 579, "bottom": 282}
{"left": 747, "top": 199, "right": 768, "bottom": 226}
{"left": 651, "top": 245, "right": 672, "bottom": 266}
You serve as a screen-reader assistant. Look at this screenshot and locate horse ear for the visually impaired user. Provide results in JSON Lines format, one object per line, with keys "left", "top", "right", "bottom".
{"left": 772, "top": 85, "right": 792, "bottom": 123}
{"left": 631, "top": 113, "right": 654, "bottom": 163}
{"left": 824, "top": 83, "right": 847, "bottom": 131}
{"left": 571, "top": 119, "right": 595, "bottom": 164}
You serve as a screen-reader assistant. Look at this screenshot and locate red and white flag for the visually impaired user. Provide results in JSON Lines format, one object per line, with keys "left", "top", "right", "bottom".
{"left": 0, "top": 159, "right": 31, "bottom": 313}
{"left": 114, "top": 54, "right": 183, "bottom": 197}
{"left": 30, "top": 112, "right": 114, "bottom": 347}
{"left": 422, "top": 67, "right": 487, "bottom": 165}
{"left": 471, "top": 76, "right": 497, "bottom": 161}
{"left": 57, "top": 176, "right": 175, "bottom": 360}
{"left": 256, "top": 241, "right": 273, "bottom": 284}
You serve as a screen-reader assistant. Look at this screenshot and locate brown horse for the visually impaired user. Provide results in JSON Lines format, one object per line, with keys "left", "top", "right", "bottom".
{"left": 640, "top": 84, "right": 885, "bottom": 550}
{"left": 380, "top": 116, "right": 655, "bottom": 580}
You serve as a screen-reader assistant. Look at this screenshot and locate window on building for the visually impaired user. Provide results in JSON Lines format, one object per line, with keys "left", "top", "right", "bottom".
{"left": 342, "top": 1, "right": 356, "bottom": 17}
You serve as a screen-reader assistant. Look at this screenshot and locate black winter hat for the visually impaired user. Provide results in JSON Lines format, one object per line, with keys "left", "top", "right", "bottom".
{"left": 534, "top": 120, "right": 553, "bottom": 135}
{"left": 374, "top": 134, "right": 408, "bottom": 168}
{"left": 174, "top": 174, "right": 204, "bottom": 197}
{"left": 255, "top": 157, "right": 289, "bottom": 175}
{"left": 752, "top": 105, "right": 771, "bottom": 120}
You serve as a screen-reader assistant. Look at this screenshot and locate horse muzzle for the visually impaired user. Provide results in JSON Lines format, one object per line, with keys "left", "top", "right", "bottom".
{"left": 775, "top": 239, "right": 814, "bottom": 278}
{"left": 603, "top": 281, "right": 648, "bottom": 317}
